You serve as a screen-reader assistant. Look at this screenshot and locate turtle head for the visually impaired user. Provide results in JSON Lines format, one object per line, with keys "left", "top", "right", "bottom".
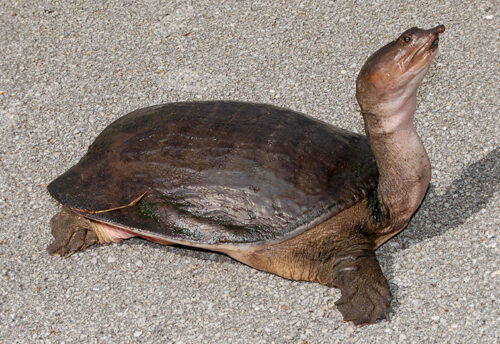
{"left": 356, "top": 25, "right": 445, "bottom": 122}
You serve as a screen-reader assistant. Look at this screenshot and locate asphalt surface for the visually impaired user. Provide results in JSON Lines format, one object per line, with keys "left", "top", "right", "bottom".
{"left": 0, "top": 1, "right": 498, "bottom": 343}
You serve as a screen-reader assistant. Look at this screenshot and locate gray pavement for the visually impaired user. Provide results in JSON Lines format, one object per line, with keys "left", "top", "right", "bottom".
{"left": 0, "top": 1, "right": 498, "bottom": 343}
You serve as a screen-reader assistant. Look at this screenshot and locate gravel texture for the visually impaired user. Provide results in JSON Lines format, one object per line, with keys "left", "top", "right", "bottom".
{"left": 0, "top": 1, "right": 499, "bottom": 343}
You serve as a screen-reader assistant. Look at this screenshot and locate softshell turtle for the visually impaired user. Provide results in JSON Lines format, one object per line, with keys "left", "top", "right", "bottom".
{"left": 47, "top": 25, "right": 445, "bottom": 325}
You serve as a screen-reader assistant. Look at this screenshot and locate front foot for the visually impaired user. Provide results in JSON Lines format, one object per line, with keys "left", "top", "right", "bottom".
{"left": 332, "top": 249, "right": 392, "bottom": 325}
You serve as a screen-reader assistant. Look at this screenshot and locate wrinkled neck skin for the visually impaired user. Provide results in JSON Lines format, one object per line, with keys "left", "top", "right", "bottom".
{"left": 363, "top": 90, "right": 431, "bottom": 243}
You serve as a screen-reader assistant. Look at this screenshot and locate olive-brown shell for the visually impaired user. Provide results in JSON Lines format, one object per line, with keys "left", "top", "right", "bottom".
{"left": 48, "top": 101, "right": 377, "bottom": 245}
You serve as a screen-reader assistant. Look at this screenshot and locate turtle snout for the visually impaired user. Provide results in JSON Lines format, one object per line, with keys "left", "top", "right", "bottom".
{"left": 428, "top": 24, "right": 444, "bottom": 51}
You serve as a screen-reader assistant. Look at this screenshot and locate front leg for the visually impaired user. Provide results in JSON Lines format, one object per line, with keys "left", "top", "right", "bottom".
{"left": 331, "top": 246, "right": 392, "bottom": 325}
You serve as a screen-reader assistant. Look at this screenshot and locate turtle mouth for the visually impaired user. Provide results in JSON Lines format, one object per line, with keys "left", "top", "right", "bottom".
{"left": 428, "top": 24, "right": 445, "bottom": 52}
{"left": 406, "top": 38, "right": 436, "bottom": 72}
{"left": 429, "top": 37, "right": 439, "bottom": 50}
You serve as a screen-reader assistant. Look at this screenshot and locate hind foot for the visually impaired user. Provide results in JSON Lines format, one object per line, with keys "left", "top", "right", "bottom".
{"left": 332, "top": 248, "right": 392, "bottom": 325}
{"left": 47, "top": 207, "right": 134, "bottom": 257}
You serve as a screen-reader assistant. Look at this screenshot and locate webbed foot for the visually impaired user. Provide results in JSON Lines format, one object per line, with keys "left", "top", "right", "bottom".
{"left": 47, "top": 208, "right": 98, "bottom": 257}
{"left": 332, "top": 249, "right": 392, "bottom": 325}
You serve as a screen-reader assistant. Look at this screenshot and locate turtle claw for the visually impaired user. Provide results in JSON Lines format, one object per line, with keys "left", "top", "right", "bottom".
{"left": 47, "top": 209, "right": 98, "bottom": 257}
{"left": 332, "top": 250, "right": 392, "bottom": 325}
{"left": 47, "top": 227, "right": 97, "bottom": 257}
{"left": 335, "top": 281, "right": 391, "bottom": 326}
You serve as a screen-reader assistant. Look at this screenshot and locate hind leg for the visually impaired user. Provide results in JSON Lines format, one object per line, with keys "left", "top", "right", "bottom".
{"left": 47, "top": 207, "right": 134, "bottom": 257}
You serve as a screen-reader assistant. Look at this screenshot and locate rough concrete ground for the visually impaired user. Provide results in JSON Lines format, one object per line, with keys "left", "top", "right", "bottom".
{"left": 0, "top": 0, "right": 498, "bottom": 343}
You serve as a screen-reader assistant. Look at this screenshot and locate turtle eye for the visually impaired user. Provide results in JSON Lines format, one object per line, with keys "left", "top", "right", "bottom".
{"left": 403, "top": 36, "right": 411, "bottom": 43}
